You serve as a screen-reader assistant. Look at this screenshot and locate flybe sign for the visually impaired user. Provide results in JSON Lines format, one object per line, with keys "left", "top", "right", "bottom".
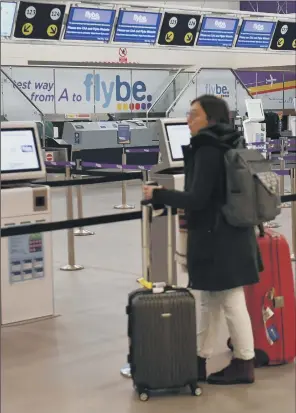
{"left": 9, "top": 68, "right": 162, "bottom": 114}
{"left": 83, "top": 74, "right": 153, "bottom": 110}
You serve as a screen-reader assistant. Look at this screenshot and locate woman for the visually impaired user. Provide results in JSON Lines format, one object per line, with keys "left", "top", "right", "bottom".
{"left": 143, "top": 95, "right": 262, "bottom": 385}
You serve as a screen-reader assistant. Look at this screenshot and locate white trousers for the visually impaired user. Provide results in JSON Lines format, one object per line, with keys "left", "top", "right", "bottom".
{"left": 192, "top": 287, "right": 255, "bottom": 361}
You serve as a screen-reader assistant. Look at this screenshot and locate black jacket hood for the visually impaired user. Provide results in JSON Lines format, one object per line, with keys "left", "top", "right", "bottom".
{"left": 190, "top": 123, "right": 242, "bottom": 151}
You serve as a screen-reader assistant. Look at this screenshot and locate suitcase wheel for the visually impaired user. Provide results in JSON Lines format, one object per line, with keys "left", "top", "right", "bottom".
{"left": 139, "top": 391, "right": 149, "bottom": 402}
{"left": 190, "top": 384, "right": 202, "bottom": 397}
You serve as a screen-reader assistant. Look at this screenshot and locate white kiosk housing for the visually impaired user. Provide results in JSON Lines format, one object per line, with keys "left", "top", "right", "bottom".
{"left": 149, "top": 119, "right": 190, "bottom": 285}
{"left": 1, "top": 122, "right": 54, "bottom": 325}
{"left": 243, "top": 99, "right": 266, "bottom": 144}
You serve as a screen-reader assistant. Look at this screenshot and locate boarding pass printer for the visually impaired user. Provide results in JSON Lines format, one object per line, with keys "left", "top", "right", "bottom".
{"left": 149, "top": 119, "right": 191, "bottom": 286}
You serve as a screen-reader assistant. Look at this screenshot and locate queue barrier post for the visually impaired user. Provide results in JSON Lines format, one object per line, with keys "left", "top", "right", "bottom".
{"left": 291, "top": 169, "right": 296, "bottom": 262}
{"left": 60, "top": 165, "right": 84, "bottom": 272}
{"left": 280, "top": 138, "right": 291, "bottom": 209}
{"left": 114, "top": 146, "right": 135, "bottom": 210}
{"left": 74, "top": 159, "right": 95, "bottom": 236}
{"left": 265, "top": 139, "right": 281, "bottom": 229}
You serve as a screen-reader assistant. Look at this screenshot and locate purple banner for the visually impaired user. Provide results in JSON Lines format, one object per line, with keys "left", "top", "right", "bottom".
{"left": 240, "top": 1, "right": 296, "bottom": 14}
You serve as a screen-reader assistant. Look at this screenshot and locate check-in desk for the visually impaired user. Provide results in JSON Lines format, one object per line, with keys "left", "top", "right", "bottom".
{"left": 149, "top": 119, "right": 191, "bottom": 286}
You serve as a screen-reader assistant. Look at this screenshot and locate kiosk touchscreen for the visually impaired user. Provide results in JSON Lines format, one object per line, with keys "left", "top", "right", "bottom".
{"left": 243, "top": 99, "right": 266, "bottom": 144}
{"left": 1, "top": 121, "right": 46, "bottom": 182}
{"left": 154, "top": 118, "right": 190, "bottom": 170}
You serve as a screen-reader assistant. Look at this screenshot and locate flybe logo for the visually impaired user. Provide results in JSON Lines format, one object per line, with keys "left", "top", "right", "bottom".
{"left": 215, "top": 20, "right": 226, "bottom": 29}
{"left": 205, "top": 83, "right": 230, "bottom": 98}
{"left": 83, "top": 74, "right": 153, "bottom": 111}
{"left": 85, "top": 11, "right": 100, "bottom": 21}
{"left": 253, "top": 23, "right": 264, "bottom": 31}
{"left": 133, "top": 14, "right": 147, "bottom": 24}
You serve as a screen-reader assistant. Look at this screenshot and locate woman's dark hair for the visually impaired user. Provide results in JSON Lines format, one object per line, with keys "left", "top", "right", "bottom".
{"left": 191, "top": 95, "right": 230, "bottom": 124}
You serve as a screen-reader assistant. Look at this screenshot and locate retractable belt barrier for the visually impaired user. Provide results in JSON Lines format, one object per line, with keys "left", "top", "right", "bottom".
{"left": 1, "top": 195, "right": 295, "bottom": 238}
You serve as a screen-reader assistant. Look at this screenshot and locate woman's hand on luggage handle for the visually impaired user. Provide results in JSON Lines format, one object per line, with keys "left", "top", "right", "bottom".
{"left": 143, "top": 185, "right": 162, "bottom": 200}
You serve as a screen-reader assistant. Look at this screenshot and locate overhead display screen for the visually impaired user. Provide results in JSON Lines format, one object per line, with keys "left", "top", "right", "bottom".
{"left": 113, "top": 9, "right": 161, "bottom": 44}
{"left": 166, "top": 123, "right": 191, "bottom": 161}
{"left": 197, "top": 16, "right": 239, "bottom": 47}
{"left": 1, "top": 2, "right": 16, "bottom": 37}
{"left": 236, "top": 20, "right": 276, "bottom": 48}
{"left": 158, "top": 12, "right": 200, "bottom": 46}
{"left": 270, "top": 21, "right": 296, "bottom": 50}
{"left": 1, "top": 128, "right": 41, "bottom": 173}
{"left": 64, "top": 7, "right": 116, "bottom": 42}
{"left": 14, "top": 1, "right": 65, "bottom": 40}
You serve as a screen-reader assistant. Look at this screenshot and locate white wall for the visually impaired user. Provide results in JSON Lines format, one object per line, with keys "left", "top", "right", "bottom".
{"left": 2, "top": 41, "right": 294, "bottom": 69}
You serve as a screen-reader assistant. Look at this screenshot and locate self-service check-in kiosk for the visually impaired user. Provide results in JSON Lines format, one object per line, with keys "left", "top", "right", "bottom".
{"left": 1, "top": 122, "right": 54, "bottom": 325}
{"left": 243, "top": 99, "right": 266, "bottom": 144}
{"left": 149, "top": 119, "right": 191, "bottom": 286}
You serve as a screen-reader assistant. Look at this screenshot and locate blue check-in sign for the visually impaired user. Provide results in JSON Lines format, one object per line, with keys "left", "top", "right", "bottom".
{"left": 117, "top": 124, "right": 131, "bottom": 145}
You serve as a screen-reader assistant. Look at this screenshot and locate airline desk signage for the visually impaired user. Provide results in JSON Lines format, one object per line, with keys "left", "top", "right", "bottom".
{"left": 236, "top": 20, "right": 276, "bottom": 48}
{"left": 270, "top": 21, "right": 296, "bottom": 51}
{"left": 197, "top": 17, "right": 239, "bottom": 47}
{"left": 158, "top": 12, "right": 201, "bottom": 47}
{"left": 117, "top": 124, "right": 131, "bottom": 145}
{"left": 64, "top": 7, "right": 116, "bottom": 42}
{"left": 14, "top": 1, "right": 65, "bottom": 40}
{"left": 114, "top": 10, "right": 161, "bottom": 44}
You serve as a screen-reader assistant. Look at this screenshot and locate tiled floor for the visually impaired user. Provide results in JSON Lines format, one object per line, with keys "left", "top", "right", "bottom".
{"left": 1, "top": 181, "right": 295, "bottom": 413}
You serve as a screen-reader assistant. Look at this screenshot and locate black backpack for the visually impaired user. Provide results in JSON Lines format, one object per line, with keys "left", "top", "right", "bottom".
{"left": 264, "top": 112, "right": 280, "bottom": 139}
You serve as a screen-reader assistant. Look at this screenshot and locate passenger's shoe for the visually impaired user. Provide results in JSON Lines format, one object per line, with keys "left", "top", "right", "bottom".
{"left": 207, "top": 358, "right": 255, "bottom": 385}
{"left": 197, "top": 356, "right": 207, "bottom": 382}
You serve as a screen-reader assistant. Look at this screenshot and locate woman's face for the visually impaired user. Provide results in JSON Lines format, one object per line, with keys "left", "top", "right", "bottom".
{"left": 187, "top": 102, "right": 209, "bottom": 136}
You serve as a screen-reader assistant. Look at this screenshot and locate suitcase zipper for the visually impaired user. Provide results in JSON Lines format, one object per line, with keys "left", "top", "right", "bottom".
{"left": 275, "top": 237, "right": 285, "bottom": 363}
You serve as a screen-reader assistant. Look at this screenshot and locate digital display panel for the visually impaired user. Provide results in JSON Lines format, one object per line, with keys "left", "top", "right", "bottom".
{"left": 1, "top": 2, "right": 16, "bottom": 37}
{"left": 113, "top": 9, "right": 161, "bottom": 44}
{"left": 14, "top": 1, "right": 65, "bottom": 40}
{"left": 166, "top": 123, "right": 191, "bottom": 161}
{"left": 1, "top": 128, "right": 41, "bottom": 173}
{"left": 197, "top": 16, "right": 239, "bottom": 47}
{"left": 270, "top": 21, "right": 296, "bottom": 51}
{"left": 64, "top": 7, "right": 116, "bottom": 42}
{"left": 158, "top": 12, "right": 200, "bottom": 46}
{"left": 236, "top": 20, "right": 276, "bottom": 48}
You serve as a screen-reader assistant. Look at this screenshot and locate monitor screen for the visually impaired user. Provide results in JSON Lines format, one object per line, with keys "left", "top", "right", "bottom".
{"left": 1, "top": 2, "right": 16, "bottom": 37}
{"left": 246, "top": 100, "right": 264, "bottom": 120}
{"left": 166, "top": 123, "right": 191, "bottom": 161}
{"left": 64, "top": 7, "right": 116, "bottom": 42}
{"left": 1, "top": 128, "right": 41, "bottom": 174}
{"left": 197, "top": 16, "right": 239, "bottom": 47}
{"left": 113, "top": 9, "right": 161, "bottom": 44}
{"left": 236, "top": 20, "right": 276, "bottom": 49}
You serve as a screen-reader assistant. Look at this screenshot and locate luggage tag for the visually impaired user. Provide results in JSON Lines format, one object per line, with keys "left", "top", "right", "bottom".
{"left": 263, "top": 307, "right": 274, "bottom": 322}
{"left": 267, "top": 325, "right": 280, "bottom": 343}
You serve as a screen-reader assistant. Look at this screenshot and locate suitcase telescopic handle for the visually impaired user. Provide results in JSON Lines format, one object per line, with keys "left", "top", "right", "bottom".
{"left": 141, "top": 201, "right": 174, "bottom": 286}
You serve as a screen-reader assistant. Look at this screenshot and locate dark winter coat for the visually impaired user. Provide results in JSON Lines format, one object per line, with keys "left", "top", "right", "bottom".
{"left": 151, "top": 124, "right": 261, "bottom": 292}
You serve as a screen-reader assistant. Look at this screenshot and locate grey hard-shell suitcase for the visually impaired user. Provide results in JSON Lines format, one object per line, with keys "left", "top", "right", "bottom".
{"left": 126, "top": 202, "right": 201, "bottom": 401}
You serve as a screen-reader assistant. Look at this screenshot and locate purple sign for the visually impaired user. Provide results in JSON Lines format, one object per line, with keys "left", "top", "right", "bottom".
{"left": 114, "top": 9, "right": 162, "bottom": 44}
{"left": 64, "top": 7, "right": 115, "bottom": 41}
{"left": 197, "top": 17, "right": 239, "bottom": 47}
{"left": 240, "top": 1, "right": 296, "bottom": 14}
{"left": 236, "top": 20, "right": 276, "bottom": 48}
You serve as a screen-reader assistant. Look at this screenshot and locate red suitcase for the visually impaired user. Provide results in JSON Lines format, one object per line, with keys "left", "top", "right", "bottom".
{"left": 245, "top": 229, "right": 296, "bottom": 366}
